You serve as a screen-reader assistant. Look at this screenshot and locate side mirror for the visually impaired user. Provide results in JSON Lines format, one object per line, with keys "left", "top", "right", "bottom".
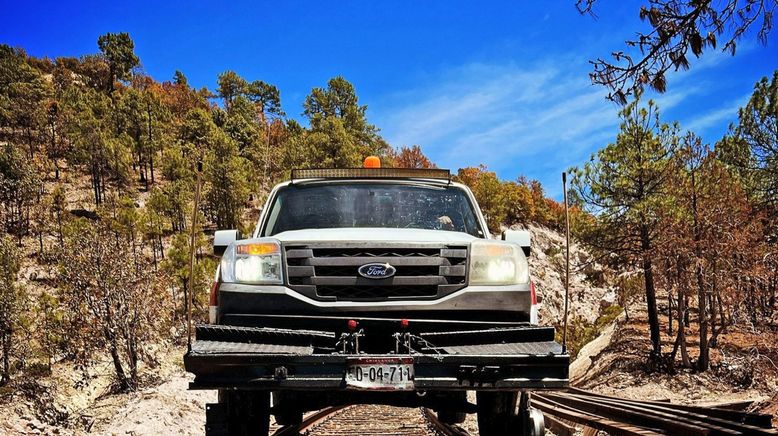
{"left": 214, "top": 229, "right": 240, "bottom": 256}
{"left": 502, "top": 229, "right": 531, "bottom": 257}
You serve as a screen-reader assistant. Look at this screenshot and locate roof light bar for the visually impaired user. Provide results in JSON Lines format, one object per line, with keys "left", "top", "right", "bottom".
{"left": 290, "top": 168, "right": 451, "bottom": 181}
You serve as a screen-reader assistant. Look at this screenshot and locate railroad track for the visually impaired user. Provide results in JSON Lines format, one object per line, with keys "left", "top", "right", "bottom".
{"left": 534, "top": 388, "right": 778, "bottom": 436}
{"left": 272, "top": 405, "right": 470, "bottom": 436}
{"left": 270, "top": 387, "right": 776, "bottom": 436}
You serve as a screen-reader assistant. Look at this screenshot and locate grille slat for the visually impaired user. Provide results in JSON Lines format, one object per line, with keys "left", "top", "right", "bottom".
{"left": 439, "top": 265, "right": 466, "bottom": 276}
{"left": 297, "top": 276, "right": 447, "bottom": 286}
{"left": 287, "top": 266, "right": 315, "bottom": 277}
{"left": 303, "top": 256, "right": 450, "bottom": 267}
{"left": 284, "top": 244, "right": 468, "bottom": 301}
{"left": 440, "top": 248, "right": 467, "bottom": 258}
{"left": 286, "top": 249, "right": 314, "bottom": 258}
{"left": 314, "top": 248, "right": 440, "bottom": 258}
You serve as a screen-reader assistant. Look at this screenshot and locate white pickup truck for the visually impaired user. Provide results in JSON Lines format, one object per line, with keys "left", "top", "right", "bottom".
{"left": 185, "top": 161, "right": 568, "bottom": 436}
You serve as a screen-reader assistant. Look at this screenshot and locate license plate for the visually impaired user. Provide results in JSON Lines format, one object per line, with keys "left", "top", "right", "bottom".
{"left": 345, "top": 357, "right": 414, "bottom": 391}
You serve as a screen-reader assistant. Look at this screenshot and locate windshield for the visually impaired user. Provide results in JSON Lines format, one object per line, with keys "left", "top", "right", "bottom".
{"left": 263, "top": 183, "right": 483, "bottom": 237}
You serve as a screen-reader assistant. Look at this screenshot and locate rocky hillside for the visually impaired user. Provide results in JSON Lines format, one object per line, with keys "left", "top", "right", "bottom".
{"left": 515, "top": 223, "right": 615, "bottom": 326}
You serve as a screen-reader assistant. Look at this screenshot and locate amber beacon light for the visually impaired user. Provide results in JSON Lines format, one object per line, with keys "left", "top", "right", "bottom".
{"left": 363, "top": 156, "right": 381, "bottom": 168}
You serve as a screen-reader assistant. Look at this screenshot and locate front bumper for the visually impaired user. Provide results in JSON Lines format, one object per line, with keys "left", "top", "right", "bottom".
{"left": 218, "top": 283, "right": 532, "bottom": 323}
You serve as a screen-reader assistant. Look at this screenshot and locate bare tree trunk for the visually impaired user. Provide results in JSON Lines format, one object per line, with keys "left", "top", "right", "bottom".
{"left": 697, "top": 264, "right": 709, "bottom": 371}
{"left": 678, "top": 289, "right": 690, "bottom": 367}
{"left": 147, "top": 103, "right": 155, "bottom": 184}
{"left": 711, "top": 291, "right": 728, "bottom": 348}
{"left": 109, "top": 341, "right": 129, "bottom": 391}
{"left": 640, "top": 225, "right": 661, "bottom": 361}
{"left": 709, "top": 265, "right": 719, "bottom": 348}
{"left": 668, "top": 288, "right": 674, "bottom": 336}
{"left": 127, "top": 330, "right": 138, "bottom": 389}
{"left": 181, "top": 279, "right": 189, "bottom": 319}
{"left": 1, "top": 330, "right": 10, "bottom": 386}
{"left": 149, "top": 153, "right": 155, "bottom": 185}
{"left": 689, "top": 170, "right": 709, "bottom": 372}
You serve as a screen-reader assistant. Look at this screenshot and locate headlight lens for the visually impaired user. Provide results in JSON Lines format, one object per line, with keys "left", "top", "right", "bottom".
{"left": 221, "top": 240, "right": 283, "bottom": 284}
{"left": 468, "top": 240, "right": 529, "bottom": 285}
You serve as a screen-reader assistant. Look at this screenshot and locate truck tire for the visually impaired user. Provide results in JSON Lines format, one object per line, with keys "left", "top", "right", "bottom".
{"left": 436, "top": 409, "right": 467, "bottom": 424}
{"left": 217, "top": 389, "right": 270, "bottom": 436}
{"left": 436, "top": 391, "right": 467, "bottom": 424}
{"left": 476, "top": 391, "right": 517, "bottom": 436}
{"left": 274, "top": 410, "right": 303, "bottom": 426}
{"left": 525, "top": 407, "right": 545, "bottom": 436}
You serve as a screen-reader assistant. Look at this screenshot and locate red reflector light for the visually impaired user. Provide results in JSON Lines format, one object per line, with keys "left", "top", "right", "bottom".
{"left": 530, "top": 281, "right": 537, "bottom": 306}
{"left": 348, "top": 319, "right": 358, "bottom": 331}
{"left": 400, "top": 319, "right": 409, "bottom": 329}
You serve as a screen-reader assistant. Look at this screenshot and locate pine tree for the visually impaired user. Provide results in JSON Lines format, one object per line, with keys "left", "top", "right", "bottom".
{"left": 0, "top": 234, "right": 25, "bottom": 385}
{"left": 733, "top": 71, "right": 778, "bottom": 209}
{"left": 97, "top": 32, "right": 139, "bottom": 94}
{"left": 0, "top": 142, "right": 41, "bottom": 241}
{"left": 572, "top": 100, "right": 678, "bottom": 365}
{"left": 303, "top": 77, "right": 390, "bottom": 166}
{"left": 203, "top": 131, "right": 250, "bottom": 230}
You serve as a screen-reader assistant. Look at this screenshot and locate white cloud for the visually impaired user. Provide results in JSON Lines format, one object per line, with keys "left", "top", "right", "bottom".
{"left": 370, "top": 49, "right": 745, "bottom": 197}
{"left": 372, "top": 60, "right": 623, "bottom": 195}
{"left": 684, "top": 96, "right": 747, "bottom": 133}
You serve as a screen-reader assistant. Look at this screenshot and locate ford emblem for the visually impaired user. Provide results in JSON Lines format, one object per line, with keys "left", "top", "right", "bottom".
{"left": 358, "top": 263, "right": 396, "bottom": 279}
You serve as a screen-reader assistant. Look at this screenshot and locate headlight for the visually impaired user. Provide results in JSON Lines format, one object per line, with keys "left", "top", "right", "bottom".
{"left": 220, "top": 239, "right": 283, "bottom": 285}
{"left": 468, "top": 240, "right": 529, "bottom": 285}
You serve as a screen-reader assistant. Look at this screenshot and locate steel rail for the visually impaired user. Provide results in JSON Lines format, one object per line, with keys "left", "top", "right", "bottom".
{"left": 272, "top": 405, "right": 349, "bottom": 436}
{"left": 536, "top": 389, "right": 778, "bottom": 436}
{"left": 566, "top": 387, "right": 772, "bottom": 427}
{"left": 421, "top": 408, "right": 471, "bottom": 436}
{"left": 557, "top": 391, "right": 776, "bottom": 435}
{"left": 539, "top": 392, "right": 711, "bottom": 435}
{"left": 532, "top": 396, "right": 663, "bottom": 436}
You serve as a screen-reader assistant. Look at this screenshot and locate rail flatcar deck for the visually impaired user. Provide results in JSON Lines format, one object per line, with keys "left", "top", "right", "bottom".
{"left": 185, "top": 324, "right": 569, "bottom": 391}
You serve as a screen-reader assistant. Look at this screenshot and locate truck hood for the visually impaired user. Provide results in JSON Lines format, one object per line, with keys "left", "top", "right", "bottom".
{"left": 272, "top": 228, "right": 480, "bottom": 243}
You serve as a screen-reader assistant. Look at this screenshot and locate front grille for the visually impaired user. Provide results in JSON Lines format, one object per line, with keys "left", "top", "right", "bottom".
{"left": 285, "top": 244, "right": 468, "bottom": 301}
{"left": 314, "top": 265, "right": 438, "bottom": 277}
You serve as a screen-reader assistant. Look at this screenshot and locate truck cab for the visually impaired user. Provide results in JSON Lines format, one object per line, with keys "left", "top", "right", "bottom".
{"left": 185, "top": 163, "right": 568, "bottom": 436}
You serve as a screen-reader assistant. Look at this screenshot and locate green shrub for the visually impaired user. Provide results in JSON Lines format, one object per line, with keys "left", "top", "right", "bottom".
{"left": 556, "top": 305, "right": 623, "bottom": 360}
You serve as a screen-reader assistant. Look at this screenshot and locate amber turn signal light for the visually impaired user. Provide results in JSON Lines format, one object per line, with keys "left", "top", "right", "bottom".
{"left": 236, "top": 243, "right": 280, "bottom": 256}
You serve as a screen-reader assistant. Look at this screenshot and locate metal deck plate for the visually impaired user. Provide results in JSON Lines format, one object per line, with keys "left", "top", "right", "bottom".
{"left": 191, "top": 340, "right": 313, "bottom": 355}
{"left": 440, "top": 341, "right": 563, "bottom": 355}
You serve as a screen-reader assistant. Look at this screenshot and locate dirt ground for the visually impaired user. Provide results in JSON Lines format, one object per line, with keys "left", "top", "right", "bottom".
{"left": 571, "top": 310, "right": 778, "bottom": 426}
{"left": 90, "top": 372, "right": 214, "bottom": 436}
{"left": 0, "top": 346, "right": 213, "bottom": 436}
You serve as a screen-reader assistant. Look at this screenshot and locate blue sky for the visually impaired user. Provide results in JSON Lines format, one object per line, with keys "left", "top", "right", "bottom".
{"left": 3, "top": 1, "right": 777, "bottom": 197}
